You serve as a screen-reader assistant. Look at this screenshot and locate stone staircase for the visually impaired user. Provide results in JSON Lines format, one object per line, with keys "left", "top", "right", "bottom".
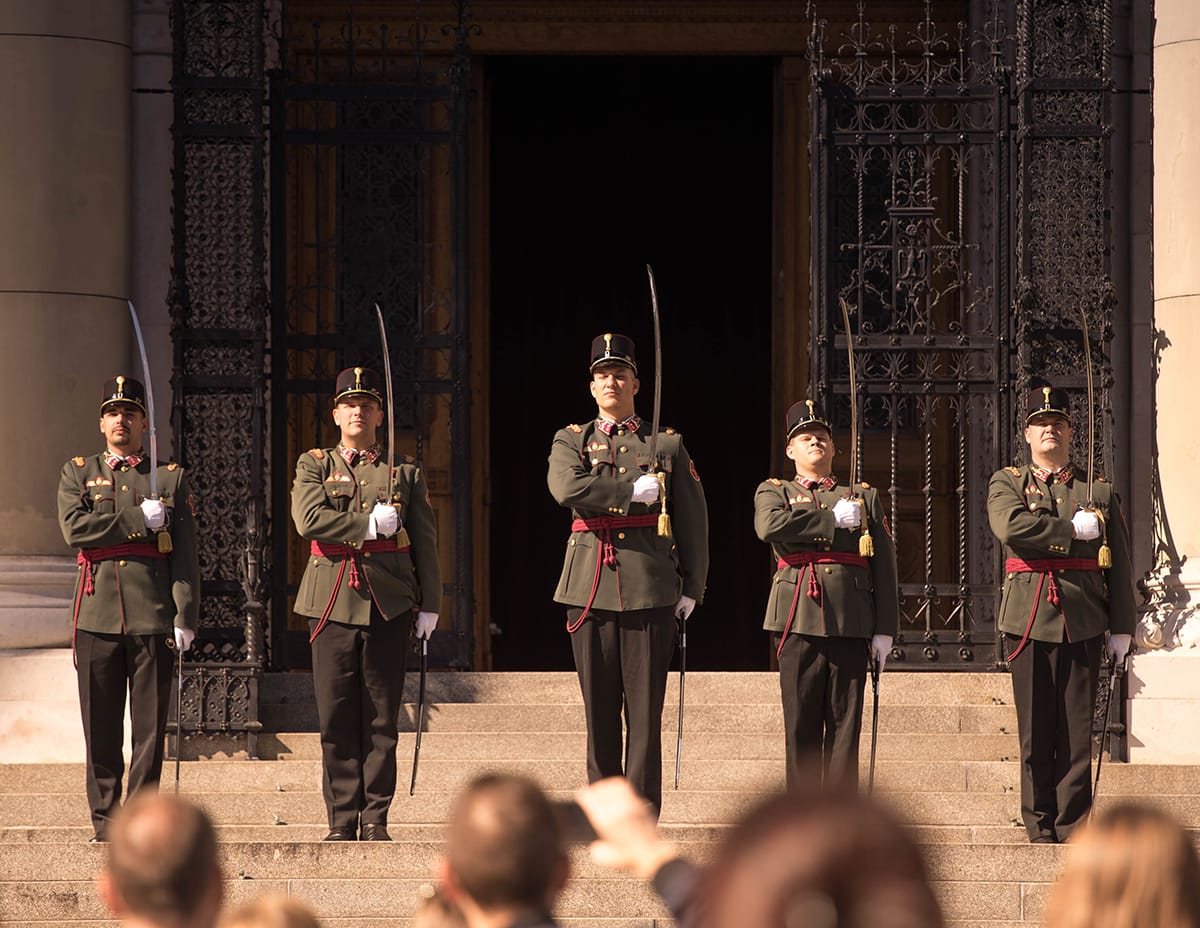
{"left": 2, "top": 660, "right": 1197, "bottom": 927}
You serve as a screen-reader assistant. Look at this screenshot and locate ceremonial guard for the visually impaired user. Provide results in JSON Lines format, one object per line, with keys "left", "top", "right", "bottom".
{"left": 988, "top": 384, "right": 1134, "bottom": 843}
{"left": 291, "top": 367, "right": 441, "bottom": 841}
{"left": 57, "top": 376, "right": 200, "bottom": 842}
{"left": 547, "top": 334, "right": 708, "bottom": 812}
{"left": 753, "top": 400, "right": 896, "bottom": 787}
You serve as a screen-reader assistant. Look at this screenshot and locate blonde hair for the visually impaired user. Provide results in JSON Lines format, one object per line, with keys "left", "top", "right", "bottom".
{"left": 1042, "top": 804, "right": 1200, "bottom": 928}
{"left": 221, "top": 894, "right": 321, "bottom": 928}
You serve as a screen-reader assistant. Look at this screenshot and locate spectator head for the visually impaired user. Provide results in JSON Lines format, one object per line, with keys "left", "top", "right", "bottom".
{"left": 220, "top": 895, "right": 321, "bottom": 928}
{"left": 99, "top": 792, "right": 224, "bottom": 928}
{"left": 437, "top": 774, "right": 568, "bottom": 922}
{"left": 701, "top": 784, "right": 943, "bottom": 928}
{"left": 1042, "top": 803, "right": 1200, "bottom": 928}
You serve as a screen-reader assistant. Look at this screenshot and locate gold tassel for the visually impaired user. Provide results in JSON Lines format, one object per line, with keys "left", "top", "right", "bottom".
{"left": 657, "top": 472, "right": 672, "bottom": 538}
{"left": 1098, "top": 542, "right": 1112, "bottom": 569}
{"left": 858, "top": 498, "right": 873, "bottom": 558}
{"left": 157, "top": 531, "right": 173, "bottom": 554}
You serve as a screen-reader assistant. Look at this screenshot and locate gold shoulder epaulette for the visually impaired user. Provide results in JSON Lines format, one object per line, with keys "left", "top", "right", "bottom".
{"left": 768, "top": 477, "right": 783, "bottom": 486}
{"left": 1096, "top": 474, "right": 1107, "bottom": 483}
{"left": 307, "top": 448, "right": 326, "bottom": 460}
{"left": 72, "top": 456, "right": 85, "bottom": 467}
{"left": 1005, "top": 466, "right": 1021, "bottom": 476}
{"left": 166, "top": 462, "right": 179, "bottom": 471}
{"left": 860, "top": 481, "right": 871, "bottom": 489}
{"left": 566, "top": 423, "right": 583, "bottom": 433}
{"left": 664, "top": 427, "right": 677, "bottom": 435}
{"left": 402, "top": 454, "right": 416, "bottom": 465}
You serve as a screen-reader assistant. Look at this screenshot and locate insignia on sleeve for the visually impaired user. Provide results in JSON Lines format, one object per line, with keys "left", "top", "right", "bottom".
{"left": 188, "top": 492, "right": 197, "bottom": 516}
{"left": 166, "top": 462, "right": 179, "bottom": 471}
{"left": 768, "top": 477, "right": 783, "bottom": 486}
{"left": 566, "top": 424, "right": 583, "bottom": 433}
{"left": 882, "top": 513, "right": 893, "bottom": 537}
{"left": 1005, "top": 466, "right": 1021, "bottom": 476}
{"left": 72, "top": 456, "right": 85, "bottom": 467}
{"left": 689, "top": 459, "right": 700, "bottom": 481}
{"left": 307, "top": 448, "right": 326, "bottom": 460}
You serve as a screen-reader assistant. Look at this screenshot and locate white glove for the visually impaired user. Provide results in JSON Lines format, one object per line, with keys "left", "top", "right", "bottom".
{"left": 1108, "top": 633, "right": 1132, "bottom": 664}
{"left": 871, "top": 635, "right": 893, "bottom": 673}
{"left": 1071, "top": 509, "right": 1101, "bottom": 541}
{"left": 140, "top": 498, "right": 167, "bottom": 531}
{"left": 631, "top": 474, "right": 660, "bottom": 505}
{"left": 833, "top": 497, "right": 861, "bottom": 529}
{"left": 415, "top": 611, "right": 438, "bottom": 640}
{"left": 675, "top": 595, "right": 696, "bottom": 621}
{"left": 174, "top": 627, "right": 196, "bottom": 653}
{"left": 367, "top": 502, "right": 399, "bottom": 539}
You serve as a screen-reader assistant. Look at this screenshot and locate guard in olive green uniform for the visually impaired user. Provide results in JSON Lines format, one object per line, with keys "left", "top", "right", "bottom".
{"left": 57, "top": 376, "right": 200, "bottom": 841}
{"left": 291, "top": 367, "right": 441, "bottom": 841}
{"left": 548, "top": 334, "right": 708, "bottom": 812}
{"left": 754, "top": 400, "right": 897, "bottom": 787}
{"left": 988, "top": 385, "right": 1134, "bottom": 843}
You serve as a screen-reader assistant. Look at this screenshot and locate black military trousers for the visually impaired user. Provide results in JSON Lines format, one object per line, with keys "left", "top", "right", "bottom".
{"left": 774, "top": 633, "right": 868, "bottom": 788}
{"left": 1008, "top": 632, "right": 1102, "bottom": 842}
{"left": 75, "top": 630, "right": 174, "bottom": 838}
{"left": 309, "top": 606, "right": 410, "bottom": 830}
{"left": 568, "top": 605, "right": 676, "bottom": 813}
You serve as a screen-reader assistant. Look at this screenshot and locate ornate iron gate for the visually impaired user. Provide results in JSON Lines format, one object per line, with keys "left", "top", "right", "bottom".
{"left": 808, "top": 1, "right": 1115, "bottom": 669}
{"left": 267, "top": 6, "right": 474, "bottom": 672}
{"left": 169, "top": 0, "right": 472, "bottom": 751}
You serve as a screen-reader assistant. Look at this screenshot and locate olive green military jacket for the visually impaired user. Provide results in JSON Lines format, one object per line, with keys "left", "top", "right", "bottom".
{"left": 988, "top": 464, "right": 1135, "bottom": 643}
{"left": 291, "top": 447, "right": 441, "bottom": 625}
{"left": 58, "top": 453, "right": 200, "bottom": 636}
{"left": 548, "top": 420, "right": 709, "bottom": 611}
{"left": 754, "top": 478, "right": 898, "bottom": 638}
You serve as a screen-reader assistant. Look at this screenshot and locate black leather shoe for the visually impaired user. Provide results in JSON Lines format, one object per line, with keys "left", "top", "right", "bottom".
{"left": 323, "top": 826, "right": 357, "bottom": 841}
{"left": 88, "top": 834, "right": 108, "bottom": 844}
{"left": 1030, "top": 834, "right": 1059, "bottom": 844}
{"left": 360, "top": 823, "right": 391, "bottom": 841}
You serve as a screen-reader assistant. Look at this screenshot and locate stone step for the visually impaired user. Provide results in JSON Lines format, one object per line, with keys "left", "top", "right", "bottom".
{"left": 258, "top": 669, "right": 1015, "bottom": 707}
{"left": 168, "top": 730, "right": 1022, "bottom": 762}
{"left": 4, "top": 787, "right": 1192, "bottom": 831}
{"left": 3, "top": 757, "right": 1188, "bottom": 798}
{"left": 0, "top": 875, "right": 1050, "bottom": 924}
{"left": 0, "top": 839, "right": 1067, "bottom": 883}
{"left": 263, "top": 699, "right": 1019, "bottom": 734}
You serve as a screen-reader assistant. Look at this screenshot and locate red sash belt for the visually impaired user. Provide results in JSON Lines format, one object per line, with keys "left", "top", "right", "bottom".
{"left": 567, "top": 515, "right": 661, "bottom": 632}
{"left": 308, "top": 539, "right": 409, "bottom": 643}
{"left": 73, "top": 543, "right": 169, "bottom": 665}
{"left": 775, "top": 551, "right": 870, "bottom": 659}
{"left": 1003, "top": 557, "right": 1104, "bottom": 662}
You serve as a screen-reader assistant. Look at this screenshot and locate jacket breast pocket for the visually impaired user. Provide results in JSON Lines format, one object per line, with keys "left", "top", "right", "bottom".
{"left": 323, "top": 483, "right": 355, "bottom": 511}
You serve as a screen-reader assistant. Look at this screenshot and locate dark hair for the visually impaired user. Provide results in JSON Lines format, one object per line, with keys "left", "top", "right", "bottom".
{"left": 445, "top": 774, "right": 564, "bottom": 910}
{"left": 107, "top": 792, "right": 221, "bottom": 926}
{"left": 701, "top": 784, "right": 943, "bottom": 928}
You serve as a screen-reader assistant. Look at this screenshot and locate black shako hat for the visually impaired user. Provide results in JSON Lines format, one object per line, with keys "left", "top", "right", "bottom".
{"left": 589, "top": 333, "right": 637, "bottom": 375}
{"left": 785, "top": 399, "right": 833, "bottom": 440}
{"left": 1025, "top": 384, "right": 1071, "bottom": 425}
{"left": 333, "top": 367, "right": 385, "bottom": 405}
{"left": 100, "top": 376, "right": 147, "bottom": 416}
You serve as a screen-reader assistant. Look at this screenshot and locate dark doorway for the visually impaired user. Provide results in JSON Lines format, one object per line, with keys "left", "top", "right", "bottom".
{"left": 488, "top": 56, "right": 773, "bottom": 671}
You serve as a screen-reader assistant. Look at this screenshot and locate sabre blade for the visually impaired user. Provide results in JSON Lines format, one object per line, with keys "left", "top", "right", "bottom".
{"left": 838, "top": 297, "right": 859, "bottom": 497}
{"left": 375, "top": 304, "right": 396, "bottom": 494}
{"left": 127, "top": 301, "right": 158, "bottom": 497}
{"left": 645, "top": 265, "right": 663, "bottom": 468}
{"left": 1078, "top": 308, "right": 1096, "bottom": 508}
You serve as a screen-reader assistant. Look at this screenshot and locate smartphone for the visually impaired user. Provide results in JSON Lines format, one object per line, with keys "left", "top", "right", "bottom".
{"left": 552, "top": 799, "right": 598, "bottom": 843}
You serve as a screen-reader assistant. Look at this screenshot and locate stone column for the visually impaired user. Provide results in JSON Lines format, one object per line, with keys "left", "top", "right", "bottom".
{"left": 0, "top": 2, "right": 131, "bottom": 647}
{"left": 1128, "top": 0, "right": 1200, "bottom": 759}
